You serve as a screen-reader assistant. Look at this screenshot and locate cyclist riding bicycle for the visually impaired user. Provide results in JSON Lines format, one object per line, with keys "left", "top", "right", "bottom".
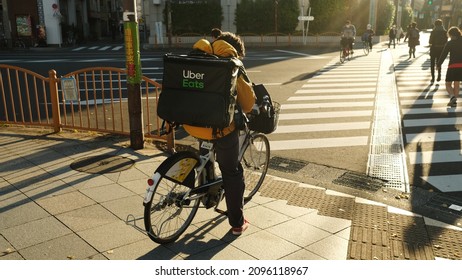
{"left": 341, "top": 20, "right": 356, "bottom": 54}
{"left": 362, "top": 24, "right": 374, "bottom": 50}
{"left": 183, "top": 33, "right": 256, "bottom": 236}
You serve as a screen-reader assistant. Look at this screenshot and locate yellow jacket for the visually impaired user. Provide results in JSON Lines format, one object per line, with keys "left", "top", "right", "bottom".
{"left": 183, "top": 39, "right": 256, "bottom": 140}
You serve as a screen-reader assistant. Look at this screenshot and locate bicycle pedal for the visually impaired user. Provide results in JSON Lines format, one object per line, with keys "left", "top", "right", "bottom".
{"left": 214, "top": 208, "right": 228, "bottom": 216}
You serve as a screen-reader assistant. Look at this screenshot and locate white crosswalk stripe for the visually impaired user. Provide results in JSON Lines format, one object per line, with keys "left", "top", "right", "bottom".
{"left": 269, "top": 52, "right": 380, "bottom": 151}
{"left": 71, "top": 45, "right": 124, "bottom": 52}
{"left": 393, "top": 41, "right": 462, "bottom": 193}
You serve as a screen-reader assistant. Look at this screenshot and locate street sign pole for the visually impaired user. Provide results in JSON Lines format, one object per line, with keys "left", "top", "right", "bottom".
{"left": 123, "top": 0, "right": 144, "bottom": 150}
{"left": 301, "top": 3, "right": 305, "bottom": 45}
{"left": 298, "top": 12, "right": 313, "bottom": 45}
{"left": 305, "top": 8, "right": 312, "bottom": 45}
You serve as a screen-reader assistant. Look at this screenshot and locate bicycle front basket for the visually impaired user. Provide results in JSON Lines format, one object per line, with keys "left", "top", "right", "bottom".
{"left": 248, "top": 101, "right": 280, "bottom": 134}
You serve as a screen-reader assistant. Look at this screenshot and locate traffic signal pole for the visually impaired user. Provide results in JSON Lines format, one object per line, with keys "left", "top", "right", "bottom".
{"left": 123, "top": 0, "right": 144, "bottom": 150}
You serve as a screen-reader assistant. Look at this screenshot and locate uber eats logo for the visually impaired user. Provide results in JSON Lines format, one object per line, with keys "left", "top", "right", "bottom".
{"left": 182, "top": 70, "right": 205, "bottom": 89}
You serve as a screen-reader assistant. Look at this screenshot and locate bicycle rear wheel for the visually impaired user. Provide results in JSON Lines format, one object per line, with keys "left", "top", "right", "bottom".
{"left": 241, "top": 133, "right": 270, "bottom": 202}
{"left": 143, "top": 151, "right": 201, "bottom": 244}
{"left": 363, "top": 42, "right": 369, "bottom": 55}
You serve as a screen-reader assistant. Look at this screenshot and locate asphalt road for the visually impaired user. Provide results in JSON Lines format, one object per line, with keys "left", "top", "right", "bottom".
{"left": 2, "top": 41, "right": 462, "bottom": 206}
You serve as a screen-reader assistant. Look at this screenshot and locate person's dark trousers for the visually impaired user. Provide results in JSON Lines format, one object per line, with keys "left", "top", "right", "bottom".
{"left": 430, "top": 47, "right": 443, "bottom": 82}
{"left": 214, "top": 129, "right": 245, "bottom": 228}
{"left": 388, "top": 38, "right": 395, "bottom": 48}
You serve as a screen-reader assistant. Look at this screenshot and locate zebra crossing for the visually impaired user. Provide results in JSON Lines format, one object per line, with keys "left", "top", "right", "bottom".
{"left": 269, "top": 51, "right": 381, "bottom": 151}
{"left": 393, "top": 47, "right": 462, "bottom": 193}
{"left": 71, "top": 45, "right": 124, "bottom": 52}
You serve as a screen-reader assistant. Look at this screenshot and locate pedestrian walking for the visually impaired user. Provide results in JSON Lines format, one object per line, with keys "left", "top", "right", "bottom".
{"left": 388, "top": 25, "right": 397, "bottom": 48}
{"left": 406, "top": 22, "right": 420, "bottom": 59}
{"left": 397, "top": 26, "right": 404, "bottom": 43}
{"left": 429, "top": 19, "right": 448, "bottom": 84}
{"left": 437, "top": 26, "right": 462, "bottom": 107}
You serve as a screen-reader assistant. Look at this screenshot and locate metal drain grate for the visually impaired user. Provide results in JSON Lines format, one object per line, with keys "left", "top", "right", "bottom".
{"left": 366, "top": 50, "right": 409, "bottom": 193}
{"left": 425, "top": 194, "right": 462, "bottom": 217}
{"left": 333, "top": 171, "right": 386, "bottom": 191}
{"left": 268, "top": 156, "right": 307, "bottom": 173}
{"left": 372, "top": 144, "right": 403, "bottom": 154}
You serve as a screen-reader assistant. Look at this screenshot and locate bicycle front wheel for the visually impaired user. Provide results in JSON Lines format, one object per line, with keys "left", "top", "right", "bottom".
{"left": 143, "top": 151, "right": 201, "bottom": 244}
{"left": 241, "top": 133, "right": 270, "bottom": 202}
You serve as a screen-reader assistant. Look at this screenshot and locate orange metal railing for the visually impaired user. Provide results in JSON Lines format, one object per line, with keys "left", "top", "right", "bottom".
{"left": 0, "top": 64, "right": 171, "bottom": 148}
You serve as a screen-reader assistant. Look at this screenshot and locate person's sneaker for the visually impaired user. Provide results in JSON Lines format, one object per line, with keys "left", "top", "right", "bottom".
{"left": 447, "top": 96, "right": 457, "bottom": 107}
{"left": 231, "top": 219, "right": 249, "bottom": 236}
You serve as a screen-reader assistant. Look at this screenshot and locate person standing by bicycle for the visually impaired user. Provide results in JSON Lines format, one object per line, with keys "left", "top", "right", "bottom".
{"left": 183, "top": 32, "right": 256, "bottom": 236}
{"left": 341, "top": 20, "right": 356, "bottom": 54}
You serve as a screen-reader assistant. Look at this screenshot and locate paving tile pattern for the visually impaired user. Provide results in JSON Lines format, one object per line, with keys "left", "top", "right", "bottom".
{"left": 1, "top": 130, "right": 462, "bottom": 260}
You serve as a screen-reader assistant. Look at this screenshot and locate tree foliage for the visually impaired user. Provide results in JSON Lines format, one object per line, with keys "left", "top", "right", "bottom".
{"left": 376, "top": 0, "right": 395, "bottom": 35}
{"left": 164, "top": 0, "right": 398, "bottom": 36}
{"left": 308, "top": 0, "right": 396, "bottom": 35}
{"left": 236, "top": 0, "right": 299, "bottom": 34}
{"left": 168, "top": 0, "right": 223, "bottom": 34}
{"left": 308, "top": 0, "right": 345, "bottom": 34}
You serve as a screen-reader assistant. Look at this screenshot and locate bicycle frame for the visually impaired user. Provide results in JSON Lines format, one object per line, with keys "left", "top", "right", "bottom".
{"left": 143, "top": 128, "right": 254, "bottom": 209}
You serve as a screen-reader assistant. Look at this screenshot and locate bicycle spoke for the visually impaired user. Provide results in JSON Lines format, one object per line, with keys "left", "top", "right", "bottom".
{"left": 144, "top": 152, "right": 200, "bottom": 244}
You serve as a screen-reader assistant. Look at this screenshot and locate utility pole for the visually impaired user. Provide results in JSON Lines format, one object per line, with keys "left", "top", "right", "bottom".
{"left": 396, "top": 0, "right": 402, "bottom": 29}
{"left": 274, "top": 0, "right": 278, "bottom": 44}
{"left": 167, "top": 0, "right": 172, "bottom": 47}
{"left": 368, "top": 0, "right": 378, "bottom": 30}
{"left": 451, "top": 0, "right": 461, "bottom": 27}
{"left": 123, "top": 0, "right": 144, "bottom": 150}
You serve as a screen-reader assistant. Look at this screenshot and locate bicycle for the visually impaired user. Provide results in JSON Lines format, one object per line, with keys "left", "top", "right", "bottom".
{"left": 340, "top": 37, "right": 354, "bottom": 63}
{"left": 362, "top": 40, "right": 370, "bottom": 55}
{"left": 142, "top": 111, "right": 272, "bottom": 244}
{"left": 14, "top": 38, "right": 26, "bottom": 49}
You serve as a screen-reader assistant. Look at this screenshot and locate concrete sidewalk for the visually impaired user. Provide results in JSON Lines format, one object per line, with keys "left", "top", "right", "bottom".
{"left": 1, "top": 127, "right": 462, "bottom": 260}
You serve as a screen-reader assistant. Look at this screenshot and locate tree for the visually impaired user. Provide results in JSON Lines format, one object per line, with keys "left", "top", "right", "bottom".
{"left": 308, "top": 0, "right": 346, "bottom": 34}
{"left": 167, "top": 1, "right": 222, "bottom": 34}
{"left": 236, "top": 0, "right": 299, "bottom": 34}
{"left": 302, "top": 0, "right": 397, "bottom": 35}
{"left": 376, "top": 0, "right": 395, "bottom": 35}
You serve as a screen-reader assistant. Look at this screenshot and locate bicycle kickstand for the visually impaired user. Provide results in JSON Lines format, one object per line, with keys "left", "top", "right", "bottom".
{"left": 213, "top": 190, "right": 228, "bottom": 216}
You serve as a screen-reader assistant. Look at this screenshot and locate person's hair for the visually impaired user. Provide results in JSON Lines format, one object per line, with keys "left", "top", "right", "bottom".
{"left": 346, "top": 20, "right": 351, "bottom": 25}
{"left": 211, "top": 28, "right": 222, "bottom": 39}
{"left": 434, "top": 19, "right": 443, "bottom": 26}
{"left": 217, "top": 31, "right": 246, "bottom": 57}
{"left": 411, "top": 22, "right": 417, "bottom": 28}
{"left": 448, "top": 26, "right": 462, "bottom": 38}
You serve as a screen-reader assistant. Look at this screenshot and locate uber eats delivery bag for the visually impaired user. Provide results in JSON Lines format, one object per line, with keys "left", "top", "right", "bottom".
{"left": 158, "top": 53, "right": 242, "bottom": 129}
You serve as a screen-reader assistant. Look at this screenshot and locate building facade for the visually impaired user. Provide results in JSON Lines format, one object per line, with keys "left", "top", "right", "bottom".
{"left": 0, "top": 0, "right": 251, "bottom": 47}
{"left": 0, "top": 0, "right": 124, "bottom": 47}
